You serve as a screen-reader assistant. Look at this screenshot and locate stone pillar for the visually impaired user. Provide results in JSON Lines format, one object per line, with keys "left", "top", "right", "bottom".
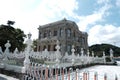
{"left": 81, "top": 48, "right": 84, "bottom": 56}
{"left": 110, "top": 48, "right": 113, "bottom": 62}
{"left": 50, "top": 44, "right": 54, "bottom": 51}
{"left": 46, "top": 44, "right": 48, "bottom": 51}
{"left": 103, "top": 51, "right": 106, "bottom": 64}
{"left": 0, "top": 46, "right": 3, "bottom": 54}
{"left": 4, "top": 40, "right": 11, "bottom": 54}
{"left": 57, "top": 27, "right": 60, "bottom": 37}
{"left": 55, "top": 40, "right": 61, "bottom": 60}
{"left": 40, "top": 44, "right": 43, "bottom": 51}
{"left": 24, "top": 33, "right": 32, "bottom": 72}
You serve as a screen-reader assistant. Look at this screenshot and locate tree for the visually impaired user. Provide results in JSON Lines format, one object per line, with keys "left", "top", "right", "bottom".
{"left": 7, "top": 20, "right": 15, "bottom": 26}
{"left": 89, "top": 44, "right": 120, "bottom": 57}
{"left": 0, "top": 21, "right": 26, "bottom": 52}
{"left": 32, "top": 39, "right": 38, "bottom": 51}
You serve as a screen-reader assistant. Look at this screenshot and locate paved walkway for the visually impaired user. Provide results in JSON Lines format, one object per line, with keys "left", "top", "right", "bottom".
{"left": 0, "top": 74, "right": 19, "bottom": 80}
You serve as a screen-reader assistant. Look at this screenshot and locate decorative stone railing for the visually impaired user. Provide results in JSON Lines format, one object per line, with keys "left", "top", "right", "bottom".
{"left": 0, "top": 33, "right": 114, "bottom": 76}
{"left": 23, "top": 63, "right": 119, "bottom": 80}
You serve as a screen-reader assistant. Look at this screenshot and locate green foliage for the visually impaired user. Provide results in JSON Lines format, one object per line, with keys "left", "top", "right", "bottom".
{"left": 105, "top": 57, "right": 111, "bottom": 62}
{"left": 7, "top": 20, "right": 15, "bottom": 26}
{"left": 32, "top": 39, "right": 38, "bottom": 51}
{"left": 0, "top": 21, "right": 26, "bottom": 52}
{"left": 89, "top": 44, "right": 120, "bottom": 57}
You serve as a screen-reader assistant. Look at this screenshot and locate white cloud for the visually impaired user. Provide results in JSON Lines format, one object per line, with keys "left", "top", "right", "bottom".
{"left": 77, "top": 3, "right": 111, "bottom": 31}
{"left": 74, "top": 0, "right": 120, "bottom": 47}
{"left": 88, "top": 24, "right": 120, "bottom": 47}
{"left": 0, "top": 0, "right": 119, "bottom": 48}
{"left": 116, "top": 0, "right": 120, "bottom": 7}
{"left": 34, "top": 0, "right": 78, "bottom": 20}
{"left": 28, "top": 0, "right": 78, "bottom": 39}
{"left": 0, "top": 0, "right": 78, "bottom": 39}
{"left": 68, "top": 0, "right": 115, "bottom": 47}
{"left": 97, "top": 0, "right": 109, "bottom": 4}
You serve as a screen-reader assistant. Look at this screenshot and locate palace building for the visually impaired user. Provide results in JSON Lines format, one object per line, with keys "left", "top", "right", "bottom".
{"left": 37, "top": 19, "right": 88, "bottom": 55}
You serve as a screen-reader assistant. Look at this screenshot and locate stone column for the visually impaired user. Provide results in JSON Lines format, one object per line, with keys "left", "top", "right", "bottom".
{"left": 38, "top": 45, "right": 41, "bottom": 51}
{"left": 50, "top": 40, "right": 53, "bottom": 51}
{"left": 0, "top": 46, "right": 3, "bottom": 54}
{"left": 103, "top": 51, "right": 106, "bottom": 64}
{"left": 24, "top": 33, "right": 32, "bottom": 72}
{"left": 110, "top": 48, "right": 113, "bottom": 62}
{"left": 40, "top": 44, "right": 43, "bottom": 51}
{"left": 4, "top": 40, "right": 11, "bottom": 54}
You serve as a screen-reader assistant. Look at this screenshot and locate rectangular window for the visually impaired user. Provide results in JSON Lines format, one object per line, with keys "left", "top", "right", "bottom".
{"left": 43, "top": 32, "right": 47, "bottom": 38}
{"left": 53, "top": 45, "right": 57, "bottom": 51}
{"left": 43, "top": 46, "right": 46, "bottom": 50}
{"left": 73, "top": 31, "right": 75, "bottom": 37}
{"left": 48, "top": 30, "right": 51, "bottom": 37}
{"left": 48, "top": 45, "right": 50, "bottom": 51}
{"left": 59, "top": 28, "right": 63, "bottom": 37}
{"left": 66, "top": 28, "right": 71, "bottom": 38}
{"left": 54, "top": 30, "right": 57, "bottom": 36}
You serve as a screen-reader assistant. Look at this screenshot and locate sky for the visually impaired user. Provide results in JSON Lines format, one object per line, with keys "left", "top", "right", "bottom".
{"left": 0, "top": 0, "right": 120, "bottom": 47}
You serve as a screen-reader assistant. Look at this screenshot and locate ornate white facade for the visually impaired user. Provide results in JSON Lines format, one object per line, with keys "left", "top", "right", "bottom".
{"left": 37, "top": 19, "right": 88, "bottom": 55}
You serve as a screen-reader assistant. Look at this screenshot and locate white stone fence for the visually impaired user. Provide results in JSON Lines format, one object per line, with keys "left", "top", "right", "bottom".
{"left": 0, "top": 41, "right": 110, "bottom": 67}
{"left": 23, "top": 62, "right": 119, "bottom": 80}
{"left": 0, "top": 33, "right": 114, "bottom": 74}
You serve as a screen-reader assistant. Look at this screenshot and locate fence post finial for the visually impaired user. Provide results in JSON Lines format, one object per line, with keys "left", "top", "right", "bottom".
{"left": 24, "top": 33, "right": 32, "bottom": 72}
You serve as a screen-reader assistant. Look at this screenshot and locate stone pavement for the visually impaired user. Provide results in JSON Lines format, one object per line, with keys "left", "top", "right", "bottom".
{"left": 0, "top": 73, "right": 19, "bottom": 80}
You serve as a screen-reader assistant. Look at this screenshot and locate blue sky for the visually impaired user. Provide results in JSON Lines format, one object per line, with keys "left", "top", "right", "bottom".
{"left": 0, "top": 0, "right": 120, "bottom": 47}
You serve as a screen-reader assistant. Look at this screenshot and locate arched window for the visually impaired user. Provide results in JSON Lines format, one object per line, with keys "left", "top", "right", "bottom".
{"left": 53, "top": 44, "right": 57, "bottom": 51}
{"left": 59, "top": 28, "right": 63, "bottom": 37}
{"left": 48, "top": 45, "right": 51, "bottom": 51}
{"left": 43, "top": 46, "right": 46, "bottom": 50}
{"left": 66, "top": 28, "right": 71, "bottom": 37}
{"left": 43, "top": 32, "right": 47, "bottom": 38}
{"left": 54, "top": 30, "right": 57, "bottom": 36}
{"left": 48, "top": 30, "right": 51, "bottom": 37}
